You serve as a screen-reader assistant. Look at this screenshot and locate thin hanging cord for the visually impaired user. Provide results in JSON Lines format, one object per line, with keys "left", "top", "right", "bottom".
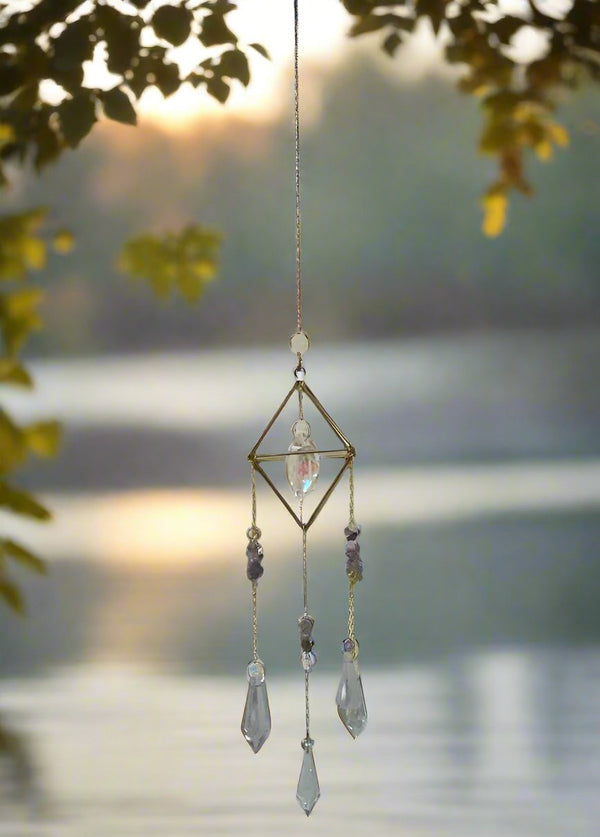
{"left": 250, "top": 464, "right": 259, "bottom": 661}
{"left": 299, "top": 494, "right": 310, "bottom": 739}
{"left": 294, "top": 0, "right": 302, "bottom": 334}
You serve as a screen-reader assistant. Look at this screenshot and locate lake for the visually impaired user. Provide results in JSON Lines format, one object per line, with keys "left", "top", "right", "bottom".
{"left": 1, "top": 329, "right": 600, "bottom": 833}
{"left": 1, "top": 649, "right": 600, "bottom": 836}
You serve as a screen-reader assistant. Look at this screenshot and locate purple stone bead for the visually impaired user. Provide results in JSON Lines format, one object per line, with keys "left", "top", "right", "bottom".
{"left": 247, "top": 560, "right": 264, "bottom": 581}
{"left": 346, "top": 554, "right": 363, "bottom": 581}
{"left": 246, "top": 541, "right": 264, "bottom": 562}
{"left": 345, "top": 540, "right": 360, "bottom": 557}
{"left": 298, "top": 615, "right": 315, "bottom": 635}
{"left": 301, "top": 634, "right": 315, "bottom": 652}
{"left": 344, "top": 524, "right": 361, "bottom": 541}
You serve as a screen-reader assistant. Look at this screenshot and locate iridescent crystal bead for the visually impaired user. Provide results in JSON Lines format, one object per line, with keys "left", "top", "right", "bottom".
{"left": 285, "top": 420, "right": 320, "bottom": 496}
{"left": 335, "top": 643, "right": 367, "bottom": 739}
{"left": 296, "top": 738, "right": 320, "bottom": 816}
{"left": 241, "top": 659, "right": 271, "bottom": 753}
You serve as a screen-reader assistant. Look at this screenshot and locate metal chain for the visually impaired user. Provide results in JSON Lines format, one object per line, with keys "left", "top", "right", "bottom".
{"left": 300, "top": 495, "right": 308, "bottom": 613}
{"left": 252, "top": 581, "right": 258, "bottom": 661}
{"left": 251, "top": 463, "right": 257, "bottom": 528}
{"left": 348, "top": 581, "right": 355, "bottom": 642}
{"left": 294, "top": 0, "right": 302, "bottom": 334}
{"left": 250, "top": 464, "right": 259, "bottom": 661}
{"left": 348, "top": 458, "right": 356, "bottom": 529}
{"left": 304, "top": 670, "right": 310, "bottom": 739}
{"left": 348, "top": 459, "right": 356, "bottom": 641}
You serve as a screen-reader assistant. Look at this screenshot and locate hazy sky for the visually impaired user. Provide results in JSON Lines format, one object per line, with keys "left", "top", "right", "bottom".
{"left": 137, "top": 2, "right": 448, "bottom": 128}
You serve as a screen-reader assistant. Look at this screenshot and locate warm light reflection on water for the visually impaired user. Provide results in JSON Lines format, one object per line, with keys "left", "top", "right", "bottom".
{"left": 1, "top": 460, "right": 599, "bottom": 566}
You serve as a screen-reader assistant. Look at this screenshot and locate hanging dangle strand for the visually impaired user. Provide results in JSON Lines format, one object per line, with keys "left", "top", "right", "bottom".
{"left": 289, "top": 0, "right": 310, "bottom": 362}
{"left": 336, "top": 460, "right": 368, "bottom": 738}
{"left": 241, "top": 464, "right": 272, "bottom": 754}
{"left": 242, "top": 0, "right": 363, "bottom": 813}
{"left": 296, "top": 494, "right": 320, "bottom": 816}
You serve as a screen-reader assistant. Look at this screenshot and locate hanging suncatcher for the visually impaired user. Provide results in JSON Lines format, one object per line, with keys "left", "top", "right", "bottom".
{"left": 240, "top": 0, "right": 367, "bottom": 816}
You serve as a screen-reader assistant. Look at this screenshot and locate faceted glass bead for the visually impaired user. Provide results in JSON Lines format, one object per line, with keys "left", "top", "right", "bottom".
{"left": 286, "top": 421, "right": 320, "bottom": 497}
{"left": 296, "top": 740, "right": 320, "bottom": 816}
{"left": 300, "top": 650, "right": 317, "bottom": 672}
{"left": 335, "top": 656, "right": 367, "bottom": 739}
{"left": 241, "top": 660, "right": 271, "bottom": 753}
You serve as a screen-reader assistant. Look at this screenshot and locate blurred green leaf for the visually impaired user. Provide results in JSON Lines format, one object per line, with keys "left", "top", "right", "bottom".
{"left": 206, "top": 75, "right": 230, "bottom": 103}
{"left": 0, "top": 481, "right": 51, "bottom": 521}
{"left": 219, "top": 49, "right": 250, "bottom": 86}
{"left": 152, "top": 5, "right": 194, "bottom": 46}
{"left": 0, "top": 360, "right": 32, "bottom": 388}
{"left": 0, "top": 577, "right": 24, "bottom": 614}
{"left": 101, "top": 88, "right": 137, "bottom": 126}
{"left": 2, "top": 539, "right": 46, "bottom": 575}
{"left": 24, "top": 420, "right": 61, "bottom": 459}
{"left": 58, "top": 94, "right": 97, "bottom": 148}
{"left": 249, "top": 43, "right": 270, "bottom": 60}
{"left": 120, "top": 225, "right": 221, "bottom": 301}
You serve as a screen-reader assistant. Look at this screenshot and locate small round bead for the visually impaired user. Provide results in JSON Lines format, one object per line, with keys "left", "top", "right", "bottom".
{"left": 294, "top": 366, "right": 306, "bottom": 381}
{"left": 246, "top": 525, "right": 262, "bottom": 540}
{"left": 301, "top": 737, "right": 314, "bottom": 751}
{"left": 300, "top": 650, "right": 317, "bottom": 672}
{"left": 247, "top": 659, "right": 266, "bottom": 684}
{"left": 289, "top": 330, "right": 310, "bottom": 355}
{"left": 342, "top": 637, "right": 359, "bottom": 661}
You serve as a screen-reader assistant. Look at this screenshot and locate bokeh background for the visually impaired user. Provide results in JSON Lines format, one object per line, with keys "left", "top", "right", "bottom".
{"left": 1, "top": 1, "right": 600, "bottom": 834}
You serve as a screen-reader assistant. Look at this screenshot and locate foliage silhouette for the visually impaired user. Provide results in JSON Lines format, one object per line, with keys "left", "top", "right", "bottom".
{"left": 0, "top": 0, "right": 598, "bottom": 610}
{"left": 342, "top": 0, "right": 599, "bottom": 234}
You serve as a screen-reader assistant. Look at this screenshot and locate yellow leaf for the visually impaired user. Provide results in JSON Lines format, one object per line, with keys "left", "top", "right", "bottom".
{"left": 53, "top": 230, "right": 75, "bottom": 253}
{"left": 23, "top": 237, "right": 46, "bottom": 270}
{"left": 535, "top": 140, "right": 553, "bottom": 161}
{"left": 482, "top": 192, "right": 508, "bottom": 237}
{"left": 0, "top": 124, "right": 15, "bottom": 144}
{"left": 24, "top": 420, "right": 61, "bottom": 458}
{"left": 548, "top": 122, "right": 569, "bottom": 148}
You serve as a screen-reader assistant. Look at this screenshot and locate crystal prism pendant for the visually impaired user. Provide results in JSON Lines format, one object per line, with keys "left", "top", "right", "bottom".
{"left": 241, "top": 660, "right": 271, "bottom": 753}
{"left": 285, "top": 419, "right": 320, "bottom": 497}
{"left": 296, "top": 738, "right": 320, "bottom": 816}
{"left": 335, "top": 640, "right": 367, "bottom": 739}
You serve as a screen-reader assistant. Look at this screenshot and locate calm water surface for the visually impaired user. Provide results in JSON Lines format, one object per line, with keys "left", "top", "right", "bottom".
{"left": 1, "top": 649, "right": 600, "bottom": 836}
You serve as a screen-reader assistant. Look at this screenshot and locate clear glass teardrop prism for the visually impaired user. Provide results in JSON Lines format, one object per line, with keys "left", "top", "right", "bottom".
{"left": 241, "top": 660, "right": 271, "bottom": 754}
{"left": 296, "top": 739, "right": 320, "bottom": 816}
{"left": 335, "top": 652, "right": 368, "bottom": 739}
{"left": 285, "top": 419, "right": 320, "bottom": 497}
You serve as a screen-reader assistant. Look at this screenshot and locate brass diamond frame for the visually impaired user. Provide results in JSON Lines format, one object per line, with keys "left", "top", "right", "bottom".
{"left": 248, "top": 380, "right": 355, "bottom": 532}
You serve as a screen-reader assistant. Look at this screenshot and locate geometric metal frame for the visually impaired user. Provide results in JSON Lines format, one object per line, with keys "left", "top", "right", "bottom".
{"left": 248, "top": 380, "right": 355, "bottom": 532}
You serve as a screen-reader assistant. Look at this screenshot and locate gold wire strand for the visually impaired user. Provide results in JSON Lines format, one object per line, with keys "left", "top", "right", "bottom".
{"left": 250, "top": 464, "right": 259, "bottom": 661}
{"left": 294, "top": 0, "right": 302, "bottom": 334}
{"left": 300, "top": 495, "right": 308, "bottom": 613}
{"left": 348, "top": 580, "right": 355, "bottom": 642}
{"left": 251, "top": 463, "right": 257, "bottom": 527}
{"left": 252, "top": 581, "right": 258, "bottom": 662}
{"left": 348, "top": 458, "right": 356, "bottom": 529}
{"left": 304, "top": 670, "right": 310, "bottom": 739}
